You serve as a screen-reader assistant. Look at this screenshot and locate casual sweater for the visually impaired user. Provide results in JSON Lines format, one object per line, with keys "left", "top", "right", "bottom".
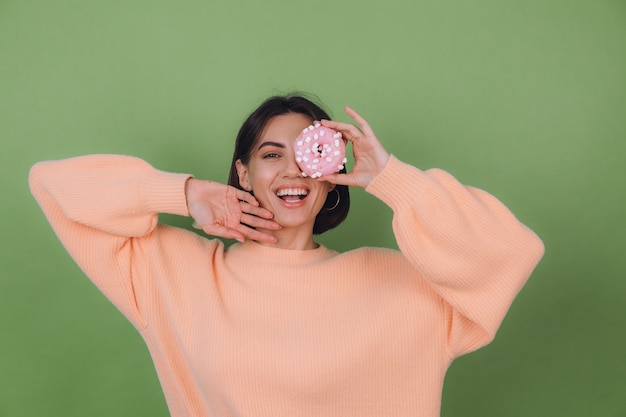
{"left": 29, "top": 154, "right": 544, "bottom": 417}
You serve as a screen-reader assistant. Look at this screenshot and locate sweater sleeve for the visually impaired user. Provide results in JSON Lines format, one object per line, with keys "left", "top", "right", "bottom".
{"left": 29, "top": 154, "right": 193, "bottom": 329}
{"left": 366, "top": 155, "right": 544, "bottom": 358}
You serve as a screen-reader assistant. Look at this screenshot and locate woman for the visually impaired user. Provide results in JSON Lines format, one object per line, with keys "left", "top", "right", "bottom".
{"left": 30, "top": 94, "right": 544, "bottom": 417}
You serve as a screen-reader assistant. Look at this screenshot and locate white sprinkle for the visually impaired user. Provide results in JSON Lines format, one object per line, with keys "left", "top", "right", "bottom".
{"left": 334, "top": 139, "right": 340, "bottom": 147}
{"left": 326, "top": 157, "right": 333, "bottom": 162}
{"left": 296, "top": 157, "right": 302, "bottom": 162}
{"left": 313, "top": 158, "right": 319, "bottom": 163}
{"left": 333, "top": 133, "right": 341, "bottom": 139}
{"left": 305, "top": 136, "right": 311, "bottom": 143}
{"left": 302, "top": 172, "right": 308, "bottom": 177}
{"left": 303, "top": 156, "right": 309, "bottom": 162}
{"left": 334, "top": 150, "right": 340, "bottom": 156}
{"left": 338, "top": 165, "right": 344, "bottom": 170}
{"left": 305, "top": 149, "right": 311, "bottom": 153}
{"left": 311, "top": 164, "right": 317, "bottom": 169}
{"left": 319, "top": 130, "right": 325, "bottom": 136}
{"left": 314, "top": 134, "right": 319, "bottom": 140}
{"left": 342, "top": 157, "right": 348, "bottom": 163}
{"left": 308, "top": 126, "right": 314, "bottom": 131}
{"left": 302, "top": 128, "right": 308, "bottom": 133}
{"left": 314, "top": 122, "right": 321, "bottom": 128}
{"left": 297, "top": 141, "right": 303, "bottom": 146}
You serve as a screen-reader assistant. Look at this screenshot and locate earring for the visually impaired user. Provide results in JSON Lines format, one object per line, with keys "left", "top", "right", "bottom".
{"left": 323, "top": 189, "right": 341, "bottom": 211}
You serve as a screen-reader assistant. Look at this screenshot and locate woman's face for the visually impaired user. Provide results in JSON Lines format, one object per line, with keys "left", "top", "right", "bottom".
{"left": 236, "top": 113, "right": 334, "bottom": 232}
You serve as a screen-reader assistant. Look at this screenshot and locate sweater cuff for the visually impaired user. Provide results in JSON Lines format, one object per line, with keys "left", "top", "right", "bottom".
{"left": 365, "top": 155, "right": 429, "bottom": 212}
{"left": 141, "top": 169, "right": 193, "bottom": 217}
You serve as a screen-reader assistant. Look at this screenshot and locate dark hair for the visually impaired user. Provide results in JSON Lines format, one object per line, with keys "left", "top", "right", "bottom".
{"left": 228, "top": 94, "right": 350, "bottom": 234}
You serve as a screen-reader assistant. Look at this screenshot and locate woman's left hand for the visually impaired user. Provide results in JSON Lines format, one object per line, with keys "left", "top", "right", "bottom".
{"left": 320, "top": 106, "right": 390, "bottom": 188}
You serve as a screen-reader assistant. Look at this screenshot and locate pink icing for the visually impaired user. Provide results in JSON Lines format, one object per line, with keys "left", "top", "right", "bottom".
{"left": 293, "top": 123, "right": 346, "bottom": 178}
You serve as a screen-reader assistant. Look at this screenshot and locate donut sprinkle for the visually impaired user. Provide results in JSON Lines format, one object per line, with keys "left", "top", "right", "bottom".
{"left": 293, "top": 124, "right": 346, "bottom": 178}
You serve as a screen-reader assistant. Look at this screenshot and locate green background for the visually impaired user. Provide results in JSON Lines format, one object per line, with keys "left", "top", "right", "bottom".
{"left": 1, "top": 0, "right": 625, "bottom": 415}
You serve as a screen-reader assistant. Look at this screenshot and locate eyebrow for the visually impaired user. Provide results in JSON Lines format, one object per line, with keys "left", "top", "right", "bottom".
{"left": 257, "top": 141, "right": 286, "bottom": 151}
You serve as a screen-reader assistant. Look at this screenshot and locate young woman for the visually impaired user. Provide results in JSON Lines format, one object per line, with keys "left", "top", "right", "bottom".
{"left": 30, "top": 95, "right": 544, "bottom": 417}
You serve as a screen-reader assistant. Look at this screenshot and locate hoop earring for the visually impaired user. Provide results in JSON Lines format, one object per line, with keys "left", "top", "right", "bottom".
{"left": 323, "top": 189, "right": 341, "bottom": 211}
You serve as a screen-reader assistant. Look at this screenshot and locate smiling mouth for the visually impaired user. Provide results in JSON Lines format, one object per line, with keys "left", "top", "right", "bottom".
{"left": 276, "top": 188, "right": 309, "bottom": 202}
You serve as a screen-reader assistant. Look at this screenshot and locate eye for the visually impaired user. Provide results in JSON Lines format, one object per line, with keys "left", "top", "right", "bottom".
{"left": 263, "top": 152, "right": 281, "bottom": 159}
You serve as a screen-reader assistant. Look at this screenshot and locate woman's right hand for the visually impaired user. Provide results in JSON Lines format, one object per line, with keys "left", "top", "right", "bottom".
{"left": 185, "top": 178, "right": 280, "bottom": 243}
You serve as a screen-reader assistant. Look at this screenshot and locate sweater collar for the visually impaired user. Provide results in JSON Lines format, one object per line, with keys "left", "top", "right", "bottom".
{"left": 227, "top": 240, "right": 336, "bottom": 266}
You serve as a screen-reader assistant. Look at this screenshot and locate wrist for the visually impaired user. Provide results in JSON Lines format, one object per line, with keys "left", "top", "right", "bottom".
{"left": 185, "top": 178, "right": 201, "bottom": 212}
{"left": 362, "top": 150, "right": 391, "bottom": 188}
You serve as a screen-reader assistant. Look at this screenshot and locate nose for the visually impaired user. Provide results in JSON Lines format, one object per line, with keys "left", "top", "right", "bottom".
{"left": 283, "top": 152, "right": 303, "bottom": 178}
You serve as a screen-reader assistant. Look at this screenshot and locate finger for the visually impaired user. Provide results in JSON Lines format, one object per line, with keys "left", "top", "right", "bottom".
{"left": 320, "top": 118, "right": 356, "bottom": 132}
{"left": 240, "top": 213, "right": 282, "bottom": 230}
{"left": 236, "top": 224, "right": 278, "bottom": 243}
{"left": 320, "top": 119, "right": 363, "bottom": 143}
{"left": 203, "top": 224, "right": 245, "bottom": 242}
{"left": 240, "top": 202, "right": 275, "bottom": 219}
{"left": 235, "top": 189, "right": 259, "bottom": 206}
{"left": 319, "top": 172, "right": 358, "bottom": 187}
{"left": 344, "top": 106, "right": 376, "bottom": 137}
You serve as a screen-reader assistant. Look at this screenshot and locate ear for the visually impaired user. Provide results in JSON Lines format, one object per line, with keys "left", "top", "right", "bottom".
{"left": 235, "top": 159, "right": 251, "bottom": 191}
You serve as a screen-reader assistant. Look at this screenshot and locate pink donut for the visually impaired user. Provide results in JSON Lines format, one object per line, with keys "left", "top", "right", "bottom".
{"left": 293, "top": 123, "right": 347, "bottom": 178}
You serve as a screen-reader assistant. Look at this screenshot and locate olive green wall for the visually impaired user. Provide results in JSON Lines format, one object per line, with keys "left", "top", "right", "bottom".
{"left": 1, "top": 0, "right": 624, "bottom": 415}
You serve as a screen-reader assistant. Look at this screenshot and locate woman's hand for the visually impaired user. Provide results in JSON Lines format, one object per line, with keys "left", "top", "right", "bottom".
{"left": 185, "top": 178, "right": 280, "bottom": 243}
{"left": 320, "top": 106, "right": 390, "bottom": 188}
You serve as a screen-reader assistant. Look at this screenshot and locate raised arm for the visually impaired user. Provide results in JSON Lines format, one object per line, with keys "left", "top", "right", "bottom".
{"left": 324, "top": 109, "right": 544, "bottom": 358}
{"left": 29, "top": 155, "right": 192, "bottom": 327}
{"left": 29, "top": 154, "right": 280, "bottom": 327}
{"left": 368, "top": 157, "right": 544, "bottom": 357}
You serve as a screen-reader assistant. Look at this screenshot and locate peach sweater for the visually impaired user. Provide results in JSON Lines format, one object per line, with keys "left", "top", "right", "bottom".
{"left": 29, "top": 154, "right": 543, "bottom": 417}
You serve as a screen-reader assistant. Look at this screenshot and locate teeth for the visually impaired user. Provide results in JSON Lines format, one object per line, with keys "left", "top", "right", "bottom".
{"left": 276, "top": 188, "right": 308, "bottom": 197}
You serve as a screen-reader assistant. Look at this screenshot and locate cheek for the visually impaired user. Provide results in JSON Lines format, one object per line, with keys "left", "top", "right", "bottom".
{"left": 312, "top": 184, "right": 332, "bottom": 205}
{"left": 247, "top": 166, "right": 275, "bottom": 193}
